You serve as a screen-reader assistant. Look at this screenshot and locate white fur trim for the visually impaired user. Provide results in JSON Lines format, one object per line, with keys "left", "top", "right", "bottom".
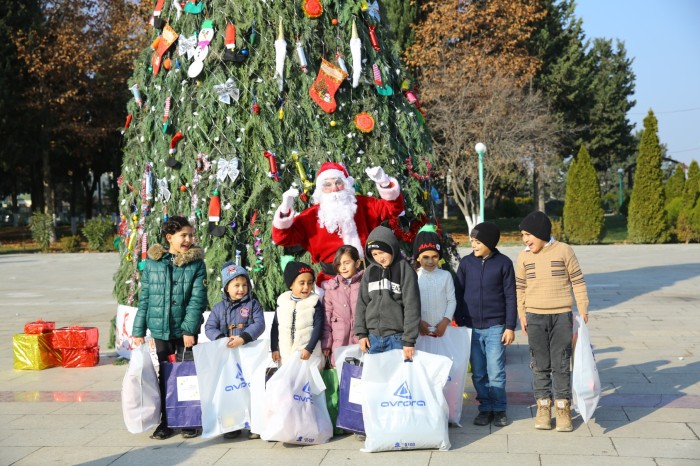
{"left": 272, "top": 206, "right": 295, "bottom": 229}
{"left": 376, "top": 176, "right": 401, "bottom": 201}
{"left": 341, "top": 228, "right": 364, "bottom": 258}
{"left": 316, "top": 169, "right": 347, "bottom": 182}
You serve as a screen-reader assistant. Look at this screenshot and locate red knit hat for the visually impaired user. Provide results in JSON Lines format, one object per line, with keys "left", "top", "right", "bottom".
{"left": 316, "top": 162, "right": 350, "bottom": 181}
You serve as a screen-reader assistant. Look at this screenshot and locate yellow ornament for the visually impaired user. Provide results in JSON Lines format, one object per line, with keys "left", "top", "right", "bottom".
{"left": 330, "top": 120, "right": 337, "bottom": 127}
{"left": 278, "top": 108, "right": 284, "bottom": 120}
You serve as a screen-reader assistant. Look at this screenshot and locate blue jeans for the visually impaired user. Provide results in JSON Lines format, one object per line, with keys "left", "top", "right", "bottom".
{"left": 470, "top": 325, "right": 507, "bottom": 412}
{"left": 368, "top": 333, "right": 403, "bottom": 354}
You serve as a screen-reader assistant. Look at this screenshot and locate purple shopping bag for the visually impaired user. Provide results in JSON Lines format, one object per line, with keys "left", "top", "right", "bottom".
{"left": 162, "top": 360, "right": 202, "bottom": 428}
{"left": 336, "top": 358, "right": 365, "bottom": 435}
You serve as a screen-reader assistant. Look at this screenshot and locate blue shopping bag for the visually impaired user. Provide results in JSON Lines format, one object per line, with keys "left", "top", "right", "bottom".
{"left": 336, "top": 358, "right": 365, "bottom": 435}
{"left": 162, "top": 359, "right": 202, "bottom": 429}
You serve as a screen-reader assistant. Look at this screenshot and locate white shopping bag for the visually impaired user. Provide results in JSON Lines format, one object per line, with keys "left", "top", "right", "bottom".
{"left": 193, "top": 338, "right": 268, "bottom": 438}
{"left": 361, "top": 350, "right": 452, "bottom": 452}
{"left": 416, "top": 326, "right": 471, "bottom": 425}
{"left": 115, "top": 304, "right": 138, "bottom": 359}
{"left": 334, "top": 343, "right": 363, "bottom": 386}
{"left": 572, "top": 315, "right": 600, "bottom": 423}
{"left": 121, "top": 344, "right": 161, "bottom": 433}
{"left": 261, "top": 352, "right": 333, "bottom": 444}
{"left": 248, "top": 355, "right": 276, "bottom": 436}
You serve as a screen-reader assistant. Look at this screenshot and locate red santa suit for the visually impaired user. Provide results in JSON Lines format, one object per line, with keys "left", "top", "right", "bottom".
{"left": 272, "top": 163, "right": 404, "bottom": 265}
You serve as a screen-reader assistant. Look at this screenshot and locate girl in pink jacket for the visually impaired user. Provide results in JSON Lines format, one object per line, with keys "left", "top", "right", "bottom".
{"left": 321, "top": 245, "right": 364, "bottom": 366}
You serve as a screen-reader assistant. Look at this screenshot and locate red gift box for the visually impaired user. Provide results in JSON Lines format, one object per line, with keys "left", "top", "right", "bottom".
{"left": 52, "top": 326, "right": 99, "bottom": 349}
{"left": 61, "top": 346, "right": 100, "bottom": 368}
{"left": 24, "top": 320, "right": 56, "bottom": 334}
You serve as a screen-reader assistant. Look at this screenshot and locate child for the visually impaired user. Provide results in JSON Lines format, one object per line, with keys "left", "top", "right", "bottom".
{"left": 516, "top": 211, "right": 589, "bottom": 432}
{"left": 455, "top": 222, "right": 516, "bottom": 427}
{"left": 270, "top": 261, "right": 324, "bottom": 365}
{"left": 355, "top": 225, "right": 421, "bottom": 361}
{"left": 413, "top": 227, "right": 456, "bottom": 338}
{"left": 205, "top": 262, "right": 265, "bottom": 440}
{"left": 132, "top": 216, "right": 208, "bottom": 440}
{"left": 321, "top": 245, "right": 364, "bottom": 366}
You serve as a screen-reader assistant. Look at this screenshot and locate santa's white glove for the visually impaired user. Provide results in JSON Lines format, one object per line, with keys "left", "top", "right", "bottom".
{"left": 365, "top": 166, "right": 391, "bottom": 187}
{"left": 280, "top": 188, "right": 299, "bottom": 213}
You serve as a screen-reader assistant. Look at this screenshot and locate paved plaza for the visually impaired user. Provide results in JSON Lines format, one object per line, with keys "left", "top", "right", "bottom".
{"left": 1, "top": 244, "right": 699, "bottom": 465}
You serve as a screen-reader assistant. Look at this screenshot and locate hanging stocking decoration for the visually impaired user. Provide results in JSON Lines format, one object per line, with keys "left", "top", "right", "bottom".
{"left": 162, "top": 96, "right": 171, "bottom": 133}
{"left": 274, "top": 19, "right": 287, "bottom": 92}
{"left": 166, "top": 131, "right": 184, "bottom": 168}
{"left": 150, "top": 0, "right": 165, "bottom": 29}
{"left": 309, "top": 58, "right": 347, "bottom": 113}
{"left": 372, "top": 63, "right": 393, "bottom": 96}
{"left": 151, "top": 24, "right": 179, "bottom": 76}
{"left": 208, "top": 189, "right": 227, "bottom": 237}
{"left": 350, "top": 21, "right": 362, "bottom": 88}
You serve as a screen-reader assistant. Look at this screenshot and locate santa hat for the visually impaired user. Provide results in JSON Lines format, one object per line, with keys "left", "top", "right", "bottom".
{"left": 316, "top": 162, "right": 354, "bottom": 186}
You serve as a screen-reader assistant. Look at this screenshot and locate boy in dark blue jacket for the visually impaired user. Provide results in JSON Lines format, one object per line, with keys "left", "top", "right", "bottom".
{"left": 454, "top": 222, "right": 516, "bottom": 428}
{"left": 205, "top": 262, "right": 265, "bottom": 439}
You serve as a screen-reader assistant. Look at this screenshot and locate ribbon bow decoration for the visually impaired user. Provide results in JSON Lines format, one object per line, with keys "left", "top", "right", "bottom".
{"left": 367, "top": 1, "right": 381, "bottom": 22}
{"left": 178, "top": 34, "right": 197, "bottom": 59}
{"left": 156, "top": 177, "right": 171, "bottom": 202}
{"left": 213, "top": 78, "right": 240, "bottom": 104}
{"left": 216, "top": 157, "right": 240, "bottom": 182}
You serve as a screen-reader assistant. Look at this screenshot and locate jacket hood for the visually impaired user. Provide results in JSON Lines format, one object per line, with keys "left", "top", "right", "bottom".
{"left": 365, "top": 226, "right": 401, "bottom": 267}
{"left": 322, "top": 269, "right": 365, "bottom": 290}
{"left": 147, "top": 244, "right": 204, "bottom": 266}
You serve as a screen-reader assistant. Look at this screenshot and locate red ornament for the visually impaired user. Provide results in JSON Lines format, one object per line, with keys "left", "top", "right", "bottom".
{"left": 263, "top": 150, "right": 280, "bottom": 181}
{"left": 302, "top": 0, "right": 323, "bottom": 18}
{"left": 406, "top": 157, "right": 437, "bottom": 181}
{"left": 252, "top": 102, "right": 260, "bottom": 114}
{"left": 388, "top": 215, "right": 429, "bottom": 245}
{"left": 368, "top": 25, "right": 380, "bottom": 51}
{"left": 180, "top": 185, "right": 187, "bottom": 192}
{"left": 332, "top": 18, "right": 339, "bottom": 25}
{"left": 123, "top": 114, "right": 132, "bottom": 131}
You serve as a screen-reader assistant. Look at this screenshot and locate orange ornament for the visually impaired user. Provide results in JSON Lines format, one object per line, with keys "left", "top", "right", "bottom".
{"left": 180, "top": 185, "right": 187, "bottom": 192}
{"left": 163, "top": 58, "right": 172, "bottom": 70}
{"left": 302, "top": 0, "right": 323, "bottom": 18}
{"left": 332, "top": 18, "right": 339, "bottom": 26}
{"left": 354, "top": 112, "right": 375, "bottom": 133}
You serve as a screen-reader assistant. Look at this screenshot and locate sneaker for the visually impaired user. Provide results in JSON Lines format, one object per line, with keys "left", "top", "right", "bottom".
{"left": 535, "top": 399, "right": 552, "bottom": 430}
{"left": 181, "top": 428, "right": 200, "bottom": 439}
{"left": 149, "top": 423, "right": 174, "bottom": 440}
{"left": 354, "top": 433, "right": 366, "bottom": 441}
{"left": 248, "top": 432, "right": 261, "bottom": 440}
{"left": 223, "top": 430, "right": 241, "bottom": 439}
{"left": 555, "top": 399, "right": 573, "bottom": 432}
{"left": 473, "top": 411, "right": 494, "bottom": 426}
{"left": 493, "top": 411, "right": 508, "bottom": 427}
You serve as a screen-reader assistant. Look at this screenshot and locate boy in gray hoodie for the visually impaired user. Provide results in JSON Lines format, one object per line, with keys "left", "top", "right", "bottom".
{"left": 355, "top": 225, "right": 421, "bottom": 361}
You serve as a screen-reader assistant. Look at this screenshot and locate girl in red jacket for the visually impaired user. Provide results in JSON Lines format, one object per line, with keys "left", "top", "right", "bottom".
{"left": 321, "top": 245, "right": 364, "bottom": 366}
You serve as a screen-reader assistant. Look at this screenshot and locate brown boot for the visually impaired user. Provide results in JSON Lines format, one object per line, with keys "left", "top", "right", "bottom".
{"left": 534, "top": 398, "right": 552, "bottom": 430}
{"left": 555, "top": 399, "right": 573, "bottom": 432}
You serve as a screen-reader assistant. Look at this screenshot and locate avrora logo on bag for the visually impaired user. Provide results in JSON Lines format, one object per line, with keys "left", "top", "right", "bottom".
{"left": 293, "top": 381, "right": 314, "bottom": 404}
{"left": 224, "top": 363, "right": 249, "bottom": 391}
{"left": 380, "top": 381, "right": 426, "bottom": 407}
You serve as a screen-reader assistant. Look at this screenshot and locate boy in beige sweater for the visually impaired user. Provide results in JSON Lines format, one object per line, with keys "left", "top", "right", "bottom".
{"left": 516, "top": 211, "right": 589, "bottom": 432}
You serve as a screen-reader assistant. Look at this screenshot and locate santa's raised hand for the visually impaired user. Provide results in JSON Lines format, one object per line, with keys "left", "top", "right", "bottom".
{"left": 365, "top": 166, "right": 391, "bottom": 188}
{"left": 280, "top": 187, "right": 299, "bottom": 215}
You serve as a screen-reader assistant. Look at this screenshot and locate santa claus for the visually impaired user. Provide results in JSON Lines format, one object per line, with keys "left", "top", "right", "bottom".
{"left": 272, "top": 162, "right": 404, "bottom": 273}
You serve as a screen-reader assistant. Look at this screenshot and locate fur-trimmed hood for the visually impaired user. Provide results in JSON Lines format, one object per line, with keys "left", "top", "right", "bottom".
{"left": 147, "top": 244, "right": 205, "bottom": 267}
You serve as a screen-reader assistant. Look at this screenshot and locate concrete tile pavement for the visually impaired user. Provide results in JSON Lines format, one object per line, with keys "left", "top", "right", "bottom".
{"left": 0, "top": 244, "right": 699, "bottom": 465}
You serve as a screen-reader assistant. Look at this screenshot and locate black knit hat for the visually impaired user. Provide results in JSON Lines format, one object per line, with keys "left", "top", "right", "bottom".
{"left": 470, "top": 222, "right": 500, "bottom": 251}
{"left": 413, "top": 230, "right": 442, "bottom": 259}
{"left": 519, "top": 211, "right": 552, "bottom": 242}
{"left": 366, "top": 240, "right": 392, "bottom": 255}
{"left": 283, "top": 261, "right": 315, "bottom": 289}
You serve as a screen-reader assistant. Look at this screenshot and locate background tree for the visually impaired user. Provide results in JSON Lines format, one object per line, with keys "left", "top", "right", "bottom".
{"left": 627, "top": 110, "right": 668, "bottom": 243}
{"left": 563, "top": 145, "right": 604, "bottom": 244}
{"left": 383, "top": 0, "right": 421, "bottom": 51}
{"left": 113, "top": 0, "right": 437, "bottom": 309}
{"left": 676, "top": 160, "right": 699, "bottom": 243}
{"left": 664, "top": 163, "right": 686, "bottom": 233}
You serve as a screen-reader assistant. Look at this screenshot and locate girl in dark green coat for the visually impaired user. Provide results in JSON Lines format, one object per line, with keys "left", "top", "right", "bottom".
{"left": 133, "top": 216, "right": 208, "bottom": 440}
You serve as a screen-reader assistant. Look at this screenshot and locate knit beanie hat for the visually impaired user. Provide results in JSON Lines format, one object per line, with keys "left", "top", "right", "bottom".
{"left": 221, "top": 262, "right": 250, "bottom": 292}
{"left": 470, "top": 222, "right": 500, "bottom": 251}
{"left": 283, "top": 261, "right": 315, "bottom": 289}
{"left": 413, "top": 225, "right": 442, "bottom": 260}
{"left": 366, "top": 240, "right": 392, "bottom": 255}
{"left": 519, "top": 211, "right": 552, "bottom": 242}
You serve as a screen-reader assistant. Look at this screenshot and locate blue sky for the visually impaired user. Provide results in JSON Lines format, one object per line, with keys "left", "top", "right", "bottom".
{"left": 574, "top": 0, "right": 700, "bottom": 166}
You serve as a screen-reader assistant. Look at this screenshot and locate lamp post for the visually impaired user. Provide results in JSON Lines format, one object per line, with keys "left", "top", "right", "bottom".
{"left": 475, "top": 142, "right": 486, "bottom": 223}
{"left": 617, "top": 168, "right": 624, "bottom": 212}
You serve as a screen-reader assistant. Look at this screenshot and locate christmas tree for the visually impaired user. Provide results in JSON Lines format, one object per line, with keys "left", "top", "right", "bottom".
{"left": 114, "top": 0, "right": 440, "bottom": 309}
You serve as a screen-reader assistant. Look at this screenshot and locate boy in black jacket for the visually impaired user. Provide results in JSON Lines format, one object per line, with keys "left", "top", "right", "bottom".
{"left": 355, "top": 225, "right": 421, "bottom": 361}
{"left": 454, "top": 222, "right": 516, "bottom": 427}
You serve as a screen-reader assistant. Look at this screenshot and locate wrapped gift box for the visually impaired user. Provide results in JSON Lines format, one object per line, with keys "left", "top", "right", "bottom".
{"left": 61, "top": 346, "right": 100, "bottom": 368}
{"left": 52, "top": 326, "right": 99, "bottom": 349}
{"left": 13, "top": 333, "right": 62, "bottom": 370}
{"left": 24, "top": 320, "right": 56, "bottom": 334}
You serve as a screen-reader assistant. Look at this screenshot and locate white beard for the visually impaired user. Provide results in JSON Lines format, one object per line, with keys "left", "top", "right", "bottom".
{"left": 315, "top": 186, "right": 363, "bottom": 257}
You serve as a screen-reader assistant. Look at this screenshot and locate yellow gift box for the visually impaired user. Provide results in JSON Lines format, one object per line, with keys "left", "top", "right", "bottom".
{"left": 13, "top": 333, "right": 62, "bottom": 370}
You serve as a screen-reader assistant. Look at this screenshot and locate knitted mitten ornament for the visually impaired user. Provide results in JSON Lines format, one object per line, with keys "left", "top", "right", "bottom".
{"left": 309, "top": 59, "right": 347, "bottom": 113}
